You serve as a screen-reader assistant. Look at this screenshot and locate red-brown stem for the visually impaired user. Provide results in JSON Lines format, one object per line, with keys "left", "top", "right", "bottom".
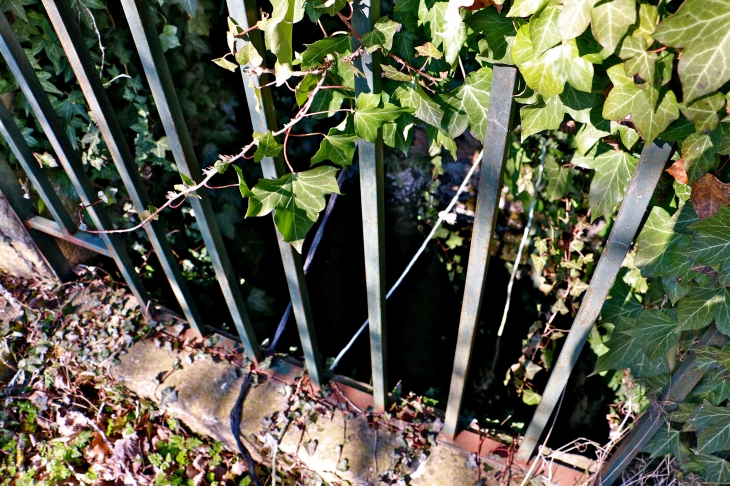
{"left": 287, "top": 132, "right": 326, "bottom": 137}
{"left": 283, "top": 128, "right": 295, "bottom": 172}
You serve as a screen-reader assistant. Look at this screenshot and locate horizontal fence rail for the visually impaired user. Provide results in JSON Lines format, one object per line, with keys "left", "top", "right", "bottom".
{"left": 226, "top": 0, "right": 323, "bottom": 386}
{"left": 42, "top": 0, "right": 206, "bottom": 335}
{"left": 0, "top": 12, "right": 151, "bottom": 311}
{"left": 119, "top": 0, "right": 262, "bottom": 363}
{"left": 515, "top": 140, "right": 674, "bottom": 463}
{"left": 443, "top": 65, "right": 518, "bottom": 439}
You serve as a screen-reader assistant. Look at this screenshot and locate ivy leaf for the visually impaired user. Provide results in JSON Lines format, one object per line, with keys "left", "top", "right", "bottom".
{"left": 0, "top": 0, "right": 35, "bottom": 22}
{"left": 590, "top": 0, "right": 636, "bottom": 53}
{"left": 653, "top": 0, "right": 730, "bottom": 103}
{"left": 686, "top": 205, "right": 730, "bottom": 267}
{"left": 252, "top": 131, "right": 283, "bottom": 163}
{"left": 383, "top": 113, "right": 415, "bottom": 155}
{"left": 660, "top": 118, "right": 696, "bottom": 142}
{"left": 439, "top": 67, "right": 493, "bottom": 139}
{"left": 633, "top": 2, "right": 658, "bottom": 45}
{"left": 601, "top": 277, "right": 643, "bottom": 326}
{"left": 698, "top": 411, "right": 730, "bottom": 453}
{"left": 295, "top": 75, "right": 319, "bottom": 106}
{"left": 558, "top": 0, "right": 593, "bottom": 42}
{"left": 594, "top": 331, "right": 645, "bottom": 374}
{"left": 313, "top": 0, "right": 346, "bottom": 16}
{"left": 603, "top": 64, "right": 679, "bottom": 145}
{"left": 643, "top": 427, "right": 688, "bottom": 459}
{"left": 414, "top": 42, "right": 442, "bottom": 59}
{"left": 417, "top": 0, "right": 466, "bottom": 64}
{"left": 247, "top": 166, "right": 341, "bottom": 250}
{"left": 311, "top": 129, "right": 357, "bottom": 167}
{"left": 676, "top": 287, "right": 730, "bottom": 333}
{"left": 635, "top": 207, "right": 683, "bottom": 277}
{"left": 520, "top": 95, "right": 564, "bottom": 141}
{"left": 354, "top": 93, "right": 412, "bottom": 143}
{"left": 159, "top": 25, "right": 181, "bottom": 52}
{"left": 560, "top": 85, "right": 597, "bottom": 124}
{"left": 683, "top": 130, "right": 721, "bottom": 185}
{"left": 264, "top": 0, "right": 304, "bottom": 85}
{"left": 465, "top": 6, "right": 516, "bottom": 65}
{"left": 619, "top": 36, "right": 656, "bottom": 84}
{"left": 544, "top": 158, "right": 574, "bottom": 201}
{"left": 232, "top": 166, "right": 253, "bottom": 198}
{"left": 529, "top": 5, "right": 560, "bottom": 57}
{"left": 170, "top": 0, "right": 198, "bottom": 16}
{"left": 506, "top": 0, "right": 548, "bottom": 18}
{"left": 392, "top": 31, "right": 418, "bottom": 62}
{"left": 680, "top": 92, "right": 726, "bottom": 134}
{"left": 382, "top": 64, "right": 412, "bottom": 82}
{"left": 301, "top": 35, "right": 350, "bottom": 69}
{"left": 361, "top": 17, "right": 400, "bottom": 53}
{"left": 684, "top": 452, "right": 730, "bottom": 484}
{"left": 235, "top": 42, "right": 263, "bottom": 68}
{"left": 623, "top": 310, "right": 679, "bottom": 360}
{"left": 571, "top": 142, "right": 637, "bottom": 221}
{"left": 393, "top": 82, "right": 444, "bottom": 128}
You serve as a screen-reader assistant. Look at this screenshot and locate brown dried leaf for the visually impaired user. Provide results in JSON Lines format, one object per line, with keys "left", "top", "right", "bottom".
{"left": 465, "top": 0, "right": 502, "bottom": 12}
{"left": 88, "top": 431, "right": 112, "bottom": 463}
{"left": 666, "top": 159, "right": 689, "bottom": 185}
{"left": 690, "top": 173, "right": 730, "bottom": 219}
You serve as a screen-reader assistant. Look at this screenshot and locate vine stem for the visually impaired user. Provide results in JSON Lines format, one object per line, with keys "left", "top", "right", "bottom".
{"left": 80, "top": 74, "right": 328, "bottom": 235}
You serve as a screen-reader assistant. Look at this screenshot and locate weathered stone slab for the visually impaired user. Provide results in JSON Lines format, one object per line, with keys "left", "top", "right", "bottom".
{"left": 0, "top": 193, "right": 56, "bottom": 280}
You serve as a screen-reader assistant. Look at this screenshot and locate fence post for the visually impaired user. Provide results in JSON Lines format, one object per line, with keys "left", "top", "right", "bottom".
{"left": 352, "top": 0, "right": 389, "bottom": 413}
{"left": 120, "top": 0, "right": 263, "bottom": 363}
{"left": 0, "top": 13, "right": 150, "bottom": 311}
{"left": 442, "top": 66, "right": 517, "bottom": 439}
{"left": 515, "top": 141, "right": 674, "bottom": 463}
{"left": 42, "top": 0, "right": 207, "bottom": 335}
{"left": 226, "top": 0, "right": 323, "bottom": 387}
{"left": 600, "top": 325, "right": 729, "bottom": 485}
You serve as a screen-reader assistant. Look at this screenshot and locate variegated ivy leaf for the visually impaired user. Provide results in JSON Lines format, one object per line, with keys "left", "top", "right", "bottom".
{"left": 252, "top": 131, "right": 283, "bottom": 163}
{"left": 438, "top": 67, "right": 492, "bottom": 139}
{"left": 619, "top": 35, "right": 656, "bottom": 84}
{"left": 392, "top": 82, "right": 444, "bottom": 128}
{"left": 634, "top": 206, "right": 684, "bottom": 278}
{"left": 361, "top": 16, "right": 400, "bottom": 53}
{"left": 235, "top": 42, "right": 263, "bottom": 68}
{"left": 653, "top": 0, "right": 730, "bottom": 103}
{"left": 543, "top": 158, "right": 574, "bottom": 201}
{"left": 682, "top": 130, "right": 721, "bottom": 184}
{"left": 558, "top": 0, "right": 593, "bottom": 42}
{"left": 680, "top": 92, "right": 726, "bottom": 135}
{"left": 465, "top": 6, "right": 516, "bottom": 65}
{"left": 246, "top": 166, "right": 340, "bottom": 252}
{"left": 571, "top": 142, "right": 637, "bottom": 221}
{"left": 520, "top": 95, "right": 564, "bottom": 141}
{"left": 529, "top": 4, "right": 560, "bottom": 57}
{"left": 417, "top": 0, "right": 466, "bottom": 65}
{"left": 676, "top": 287, "right": 730, "bottom": 334}
{"left": 632, "top": 2, "right": 658, "bottom": 46}
{"left": 382, "top": 64, "right": 412, "bottom": 82}
{"left": 264, "top": 0, "right": 304, "bottom": 84}
{"left": 603, "top": 64, "right": 679, "bottom": 145}
{"left": 506, "top": 0, "right": 548, "bottom": 18}
{"left": 590, "top": 0, "right": 636, "bottom": 54}
{"left": 414, "top": 42, "right": 442, "bottom": 59}
{"left": 354, "top": 93, "right": 413, "bottom": 143}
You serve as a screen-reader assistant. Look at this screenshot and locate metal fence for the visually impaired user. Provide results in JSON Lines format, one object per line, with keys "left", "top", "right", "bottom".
{"left": 0, "top": 1, "right": 713, "bottom": 483}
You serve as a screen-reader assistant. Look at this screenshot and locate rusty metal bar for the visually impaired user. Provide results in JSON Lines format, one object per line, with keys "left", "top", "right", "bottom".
{"left": 0, "top": 102, "right": 77, "bottom": 236}
{"left": 600, "top": 325, "right": 729, "bottom": 485}
{"left": 352, "top": 0, "right": 388, "bottom": 412}
{"left": 225, "top": 0, "right": 323, "bottom": 386}
{"left": 119, "top": 0, "right": 262, "bottom": 362}
{"left": 0, "top": 152, "right": 72, "bottom": 280}
{"left": 0, "top": 13, "right": 150, "bottom": 309}
{"left": 26, "top": 216, "right": 109, "bottom": 256}
{"left": 443, "top": 65, "right": 517, "bottom": 439}
{"left": 515, "top": 141, "right": 674, "bottom": 463}
{"left": 42, "top": 0, "right": 206, "bottom": 335}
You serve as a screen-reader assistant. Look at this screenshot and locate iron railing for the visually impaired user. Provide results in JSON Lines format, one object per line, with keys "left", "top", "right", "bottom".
{"left": 0, "top": 1, "right": 705, "bottom": 483}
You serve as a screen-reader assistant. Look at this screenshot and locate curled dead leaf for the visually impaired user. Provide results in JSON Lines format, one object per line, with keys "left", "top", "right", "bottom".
{"left": 464, "top": 0, "right": 502, "bottom": 12}
{"left": 666, "top": 159, "right": 689, "bottom": 185}
{"left": 690, "top": 173, "right": 730, "bottom": 219}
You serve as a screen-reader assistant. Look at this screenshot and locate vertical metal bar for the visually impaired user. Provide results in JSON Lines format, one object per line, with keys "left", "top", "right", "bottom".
{"left": 0, "top": 102, "right": 76, "bottom": 235}
{"left": 42, "top": 0, "right": 206, "bottom": 335}
{"left": 226, "top": 0, "right": 323, "bottom": 386}
{"left": 0, "top": 152, "right": 72, "bottom": 280}
{"left": 119, "top": 0, "right": 262, "bottom": 363}
{"left": 0, "top": 13, "right": 150, "bottom": 310}
{"left": 352, "top": 0, "right": 388, "bottom": 413}
{"left": 443, "top": 66, "right": 517, "bottom": 439}
{"left": 515, "top": 141, "right": 674, "bottom": 463}
{"left": 600, "top": 325, "right": 729, "bottom": 485}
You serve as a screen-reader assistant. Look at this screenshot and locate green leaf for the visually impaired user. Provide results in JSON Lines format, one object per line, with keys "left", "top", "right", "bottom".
{"left": 382, "top": 64, "right": 412, "bottom": 82}
{"left": 311, "top": 129, "right": 357, "bottom": 167}
{"left": 623, "top": 310, "right": 679, "bottom": 360}
{"left": 594, "top": 332, "right": 644, "bottom": 374}
{"left": 247, "top": 166, "right": 341, "bottom": 250}
{"left": 159, "top": 25, "right": 181, "bottom": 52}
{"left": 264, "top": 0, "right": 304, "bottom": 84}
{"left": 529, "top": 5, "right": 560, "bottom": 57}
{"left": 590, "top": 0, "right": 636, "bottom": 53}
{"left": 677, "top": 287, "right": 730, "bottom": 333}
{"left": 439, "top": 67, "right": 493, "bottom": 139}
{"left": 383, "top": 113, "right": 415, "bottom": 155}
{"left": 653, "top": 0, "right": 730, "bottom": 102}
{"left": 619, "top": 35, "right": 656, "bottom": 84}
{"left": 232, "top": 165, "right": 253, "bottom": 198}
{"left": 361, "top": 17, "right": 400, "bottom": 53}
{"left": 684, "top": 452, "right": 730, "bottom": 484}
{"left": 417, "top": 0, "right": 467, "bottom": 64}
{"left": 543, "top": 158, "right": 573, "bottom": 201}
{"left": 603, "top": 64, "right": 679, "bottom": 145}
{"left": 558, "top": 0, "right": 593, "bottom": 42}
{"left": 235, "top": 42, "right": 263, "bottom": 68}
{"left": 601, "top": 277, "right": 643, "bottom": 326}
{"left": 506, "top": 0, "right": 548, "bottom": 18}
{"left": 682, "top": 130, "right": 721, "bottom": 184}
{"left": 393, "top": 82, "right": 444, "bottom": 128}
{"left": 392, "top": 31, "right": 418, "bottom": 62}
{"left": 252, "top": 131, "right": 283, "bottom": 163}
{"left": 414, "top": 42, "right": 442, "bottom": 59}
{"left": 213, "top": 56, "right": 238, "bottom": 72}
{"left": 681, "top": 92, "right": 726, "bottom": 135}
{"left": 642, "top": 427, "right": 687, "bottom": 459}
{"left": 635, "top": 207, "right": 683, "bottom": 277}
{"left": 0, "top": 0, "right": 34, "bottom": 22}
{"left": 466, "top": 7, "right": 516, "bottom": 65}
{"left": 171, "top": 0, "right": 199, "bottom": 16}
{"left": 520, "top": 95, "right": 564, "bottom": 140}
{"left": 698, "top": 411, "right": 730, "bottom": 453}
{"left": 660, "top": 117, "right": 696, "bottom": 142}
{"left": 295, "top": 75, "right": 319, "bottom": 106}
{"left": 686, "top": 205, "right": 730, "bottom": 267}
{"left": 301, "top": 35, "right": 350, "bottom": 69}
{"left": 571, "top": 143, "right": 637, "bottom": 220}
{"left": 313, "top": 0, "right": 346, "bottom": 16}
{"left": 354, "top": 93, "right": 412, "bottom": 143}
